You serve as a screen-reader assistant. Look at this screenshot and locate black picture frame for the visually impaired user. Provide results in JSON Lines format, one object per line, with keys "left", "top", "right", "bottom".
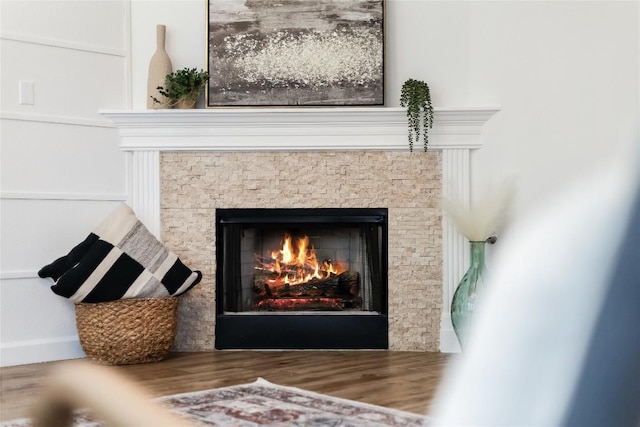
{"left": 206, "top": 0, "right": 384, "bottom": 107}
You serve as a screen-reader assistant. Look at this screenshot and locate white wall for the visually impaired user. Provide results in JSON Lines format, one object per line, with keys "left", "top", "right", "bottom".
{"left": 1, "top": 0, "right": 637, "bottom": 365}
{"left": 0, "top": 0, "right": 129, "bottom": 366}
{"left": 466, "top": 1, "right": 639, "bottom": 217}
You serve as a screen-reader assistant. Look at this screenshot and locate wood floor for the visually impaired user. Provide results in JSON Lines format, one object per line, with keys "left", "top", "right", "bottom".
{"left": 0, "top": 351, "right": 452, "bottom": 422}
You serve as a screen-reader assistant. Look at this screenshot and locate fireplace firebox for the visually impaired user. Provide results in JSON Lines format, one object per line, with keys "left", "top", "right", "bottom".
{"left": 215, "top": 208, "right": 388, "bottom": 349}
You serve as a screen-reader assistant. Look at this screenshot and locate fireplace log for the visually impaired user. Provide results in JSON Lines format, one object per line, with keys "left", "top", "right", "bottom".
{"left": 253, "top": 271, "right": 360, "bottom": 298}
{"left": 296, "top": 276, "right": 338, "bottom": 296}
{"left": 338, "top": 271, "right": 360, "bottom": 296}
{"left": 255, "top": 297, "right": 344, "bottom": 311}
{"left": 253, "top": 274, "right": 275, "bottom": 297}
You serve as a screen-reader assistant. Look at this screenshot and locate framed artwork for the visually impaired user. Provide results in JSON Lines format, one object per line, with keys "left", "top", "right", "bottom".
{"left": 206, "top": 0, "right": 384, "bottom": 107}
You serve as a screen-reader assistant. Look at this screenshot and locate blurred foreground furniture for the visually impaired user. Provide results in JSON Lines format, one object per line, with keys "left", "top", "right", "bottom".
{"left": 431, "top": 139, "right": 640, "bottom": 426}
{"left": 31, "top": 361, "right": 191, "bottom": 427}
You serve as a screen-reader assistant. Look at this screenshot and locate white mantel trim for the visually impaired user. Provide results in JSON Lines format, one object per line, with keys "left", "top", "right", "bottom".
{"left": 101, "top": 106, "right": 499, "bottom": 353}
{"left": 100, "top": 107, "right": 499, "bottom": 151}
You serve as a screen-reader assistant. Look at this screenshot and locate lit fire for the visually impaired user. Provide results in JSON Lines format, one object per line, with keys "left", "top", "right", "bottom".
{"left": 255, "top": 233, "right": 344, "bottom": 288}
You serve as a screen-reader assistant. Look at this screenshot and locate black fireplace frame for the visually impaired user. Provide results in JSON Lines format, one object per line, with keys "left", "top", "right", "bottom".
{"left": 215, "top": 208, "right": 388, "bottom": 350}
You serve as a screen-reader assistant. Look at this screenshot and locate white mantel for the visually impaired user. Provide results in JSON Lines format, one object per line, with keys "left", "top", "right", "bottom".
{"left": 100, "top": 106, "right": 499, "bottom": 353}
{"left": 101, "top": 107, "right": 497, "bottom": 151}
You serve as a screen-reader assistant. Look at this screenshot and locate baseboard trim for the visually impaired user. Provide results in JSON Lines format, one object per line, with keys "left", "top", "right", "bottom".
{"left": 0, "top": 336, "right": 85, "bottom": 367}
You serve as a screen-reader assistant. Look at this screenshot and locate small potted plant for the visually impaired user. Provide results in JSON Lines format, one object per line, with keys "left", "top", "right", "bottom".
{"left": 151, "top": 67, "right": 209, "bottom": 109}
{"left": 400, "top": 79, "right": 434, "bottom": 152}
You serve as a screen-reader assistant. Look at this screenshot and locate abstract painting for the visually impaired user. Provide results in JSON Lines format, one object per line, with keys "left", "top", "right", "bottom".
{"left": 206, "top": 0, "right": 384, "bottom": 107}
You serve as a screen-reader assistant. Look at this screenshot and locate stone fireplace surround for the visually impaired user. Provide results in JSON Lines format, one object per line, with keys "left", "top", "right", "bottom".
{"left": 101, "top": 107, "right": 498, "bottom": 352}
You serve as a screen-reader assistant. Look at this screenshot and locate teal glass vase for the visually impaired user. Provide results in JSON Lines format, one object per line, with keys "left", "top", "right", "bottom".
{"left": 451, "top": 241, "right": 487, "bottom": 350}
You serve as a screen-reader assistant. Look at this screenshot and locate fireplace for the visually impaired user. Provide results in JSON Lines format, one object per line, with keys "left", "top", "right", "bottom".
{"left": 103, "top": 106, "right": 498, "bottom": 352}
{"left": 215, "top": 208, "right": 388, "bottom": 349}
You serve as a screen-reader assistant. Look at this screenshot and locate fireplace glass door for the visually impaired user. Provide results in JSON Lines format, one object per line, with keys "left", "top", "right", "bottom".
{"left": 216, "top": 208, "right": 388, "bottom": 349}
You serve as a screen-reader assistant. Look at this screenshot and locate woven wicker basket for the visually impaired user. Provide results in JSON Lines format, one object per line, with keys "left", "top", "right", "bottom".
{"left": 75, "top": 297, "right": 179, "bottom": 365}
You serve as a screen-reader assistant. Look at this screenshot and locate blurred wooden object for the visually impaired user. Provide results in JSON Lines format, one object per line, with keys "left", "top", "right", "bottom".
{"left": 30, "top": 360, "right": 191, "bottom": 427}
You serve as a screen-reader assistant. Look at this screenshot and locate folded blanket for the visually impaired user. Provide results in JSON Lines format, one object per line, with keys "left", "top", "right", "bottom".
{"left": 39, "top": 204, "right": 202, "bottom": 303}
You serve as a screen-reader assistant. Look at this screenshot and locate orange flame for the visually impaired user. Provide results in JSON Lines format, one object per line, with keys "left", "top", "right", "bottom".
{"left": 255, "top": 233, "right": 344, "bottom": 288}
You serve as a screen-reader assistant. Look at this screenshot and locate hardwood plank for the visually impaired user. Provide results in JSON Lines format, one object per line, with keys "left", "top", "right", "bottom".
{"left": 0, "top": 351, "right": 452, "bottom": 422}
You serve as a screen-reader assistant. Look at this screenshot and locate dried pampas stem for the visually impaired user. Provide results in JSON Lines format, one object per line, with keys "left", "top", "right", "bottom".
{"left": 442, "top": 181, "right": 514, "bottom": 242}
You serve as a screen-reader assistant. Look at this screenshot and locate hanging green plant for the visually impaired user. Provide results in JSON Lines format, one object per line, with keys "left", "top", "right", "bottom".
{"left": 400, "top": 79, "right": 434, "bottom": 152}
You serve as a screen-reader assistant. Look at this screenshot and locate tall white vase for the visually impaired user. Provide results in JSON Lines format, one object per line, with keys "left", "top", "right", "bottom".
{"left": 147, "top": 24, "right": 172, "bottom": 109}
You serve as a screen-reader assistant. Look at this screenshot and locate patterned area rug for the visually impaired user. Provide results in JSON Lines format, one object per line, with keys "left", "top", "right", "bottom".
{"left": 1, "top": 378, "right": 429, "bottom": 426}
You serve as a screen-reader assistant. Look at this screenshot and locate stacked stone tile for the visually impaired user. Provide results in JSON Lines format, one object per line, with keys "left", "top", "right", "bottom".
{"left": 161, "top": 151, "right": 443, "bottom": 351}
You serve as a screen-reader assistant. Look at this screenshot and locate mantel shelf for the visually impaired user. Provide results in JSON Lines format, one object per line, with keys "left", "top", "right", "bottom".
{"left": 100, "top": 106, "right": 500, "bottom": 151}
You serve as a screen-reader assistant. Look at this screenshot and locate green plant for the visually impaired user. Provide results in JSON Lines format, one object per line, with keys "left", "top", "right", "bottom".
{"left": 400, "top": 79, "right": 434, "bottom": 152}
{"left": 151, "top": 67, "right": 209, "bottom": 106}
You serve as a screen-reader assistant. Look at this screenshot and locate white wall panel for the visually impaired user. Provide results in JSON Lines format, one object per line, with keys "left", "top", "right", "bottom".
{"left": 0, "top": 120, "right": 126, "bottom": 194}
{"left": 0, "top": 40, "right": 126, "bottom": 118}
{"left": 0, "top": 0, "right": 126, "bottom": 51}
{"left": 0, "top": 278, "right": 85, "bottom": 366}
{"left": 0, "top": 279, "right": 78, "bottom": 343}
{"left": 0, "top": 199, "right": 123, "bottom": 273}
{"left": 0, "top": 0, "right": 129, "bottom": 366}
